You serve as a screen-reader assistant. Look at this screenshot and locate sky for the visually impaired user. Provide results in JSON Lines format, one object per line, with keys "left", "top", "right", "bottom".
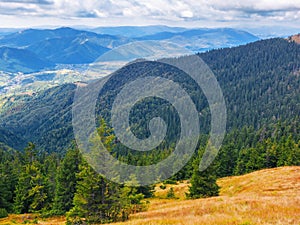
{"left": 0, "top": 0, "right": 299, "bottom": 36}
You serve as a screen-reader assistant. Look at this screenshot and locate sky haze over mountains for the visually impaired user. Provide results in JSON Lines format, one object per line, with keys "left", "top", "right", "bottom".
{"left": 0, "top": 0, "right": 299, "bottom": 37}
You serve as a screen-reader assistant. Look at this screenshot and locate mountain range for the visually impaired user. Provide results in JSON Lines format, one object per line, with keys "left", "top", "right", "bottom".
{"left": 0, "top": 26, "right": 259, "bottom": 73}
{"left": 90, "top": 25, "right": 187, "bottom": 37}
{"left": 136, "top": 28, "right": 259, "bottom": 52}
{"left": 0, "top": 27, "right": 131, "bottom": 66}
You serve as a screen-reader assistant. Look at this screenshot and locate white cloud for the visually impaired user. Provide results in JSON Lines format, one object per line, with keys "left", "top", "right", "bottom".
{"left": 0, "top": 0, "right": 299, "bottom": 29}
{"left": 181, "top": 10, "right": 193, "bottom": 18}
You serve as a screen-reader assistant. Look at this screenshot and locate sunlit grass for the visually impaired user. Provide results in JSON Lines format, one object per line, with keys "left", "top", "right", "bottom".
{"left": 1, "top": 166, "right": 299, "bottom": 225}
{"left": 0, "top": 214, "right": 65, "bottom": 225}
{"left": 108, "top": 166, "right": 300, "bottom": 225}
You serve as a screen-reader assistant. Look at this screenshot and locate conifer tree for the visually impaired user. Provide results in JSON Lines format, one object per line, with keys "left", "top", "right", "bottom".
{"left": 14, "top": 163, "right": 49, "bottom": 213}
{"left": 187, "top": 149, "right": 219, "bottom": 199}
{"left": 52, "top": 148, "right": 81, "bottom": 215}
{"left": 13, "top": 143, "right": 49, "bottom": 213}
{"left": 66, "top": 160, "right": 126, "bottom": 224}
{"left": 0, "top": 164, "right": 12, "bottom": 212}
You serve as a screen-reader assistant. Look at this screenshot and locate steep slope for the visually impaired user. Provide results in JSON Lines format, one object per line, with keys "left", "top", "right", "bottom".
{"left": 0, "top": 47, "right": 54, "bottom": 73}
{"left": 0, "top": 128, "right": 26, "bottom": 151}
{"left": 200, "top": 38, "right": 300, "bottom": 129}
{"left": 0, "top": 37, "right": 299, "bottom": 152}
{"left": 0, "top": 84, "right": 76, "bottom": 153}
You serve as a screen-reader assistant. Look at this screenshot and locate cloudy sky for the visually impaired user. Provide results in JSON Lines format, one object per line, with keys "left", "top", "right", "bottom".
{"left": 0, "top": 0, "right": 299, "bottom": 35}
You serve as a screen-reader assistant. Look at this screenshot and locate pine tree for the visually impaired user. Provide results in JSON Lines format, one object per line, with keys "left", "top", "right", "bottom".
{"left": 0, "top": 151, "right": 20, "bottom": 214}
{"left": 42, "top": 153, "right": 59, "bottom": 211}
{"left": 66, "top": 160, "right": 126, "bottom": 224}
{"left": 52, "top": 148, "right": 81, "bottom": 215}
{"left": 216, "top": 143, "right": 238, "bottom": 177}
{"left": 14, "top": 163, "right": 49, "bottom": 213}
{"left": 13, "top": 143, "right": 49, "bottom": 213}
{"left": 187, "top": 150, "right": 219, "bottom": 199}
{"left": 0, "top": 164, "right": 12, "bottom": 212}
{"left": 121, "top": 175, "right": 146, "bottom": 215}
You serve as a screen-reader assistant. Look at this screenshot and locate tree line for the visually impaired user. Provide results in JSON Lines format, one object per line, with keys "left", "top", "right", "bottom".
{"left": 0, "top": 119, "right": 299, "bottom": 223}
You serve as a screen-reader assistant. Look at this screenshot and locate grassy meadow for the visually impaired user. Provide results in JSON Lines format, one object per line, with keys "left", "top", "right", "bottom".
{"left": 1, "top": 166, "right": 299, "bottom": 225}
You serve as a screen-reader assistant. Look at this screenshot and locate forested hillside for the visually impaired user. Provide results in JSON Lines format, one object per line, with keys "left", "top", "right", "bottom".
{"left": 0, "top": 37, "right": 299, "bottom": 153}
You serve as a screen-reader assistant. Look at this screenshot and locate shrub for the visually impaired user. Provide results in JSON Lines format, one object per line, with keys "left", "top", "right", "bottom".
{"left": 0, "top": 208, "right": 8, "bottom": 218}
{"left": 166, "top": 188, "right": 176, "bottom": 199}
{"left": 159, "top": 184, "right": 166, "bottom": 189}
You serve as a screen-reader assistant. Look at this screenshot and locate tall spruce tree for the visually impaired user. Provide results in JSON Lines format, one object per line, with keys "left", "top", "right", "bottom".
{"left": 14, "top": 163, "right": 49, "bottom": 213}
{"left": 14, "top": 143, "right": 49, "bottom": 213}
{"left": 187, "top": 149, "right": 219, "bottom": 199}
{"left": 52, "top": 148, "right": 81, "bottom": 215}
{"left": 66, "top": 160, "right": 128, "bottom": 224}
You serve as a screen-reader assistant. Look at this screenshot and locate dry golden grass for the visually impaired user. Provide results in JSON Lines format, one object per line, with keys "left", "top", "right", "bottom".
{"left": 1, "top": 166, "right": 299, "bottom": 225}
{"left": 154, "top": 180, "right": 190, "bottom": 200}
{"left": 0, "top": 214, "right": 65, "bottom": 225}
{"left": 108, "top": 166, "right": 300, "bottom": 225}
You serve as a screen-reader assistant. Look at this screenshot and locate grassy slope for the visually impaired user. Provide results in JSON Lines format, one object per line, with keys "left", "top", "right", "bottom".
{"left": 0, "top": 166, "right": 299, "bottom": 225}
{"left": 111, "top": 166, "right": 300, "bottom": 225}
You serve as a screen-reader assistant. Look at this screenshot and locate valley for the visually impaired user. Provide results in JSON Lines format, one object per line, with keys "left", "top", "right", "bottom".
{"left": 0, "top": 26, "right": 259, "bottom": 101}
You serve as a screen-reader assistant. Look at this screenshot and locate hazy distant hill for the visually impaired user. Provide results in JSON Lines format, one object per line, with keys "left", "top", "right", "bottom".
{"left": 0, "top": 27, "right": 129, "bottom": 48}
{"left": 0, "top": 27, "right": 259, "bottom": 71}
{"left": 90, "top": 25, "right": 187, "bottom": 37}
{"left": 137, "top": 28, "right": 259, "bottom": 51}
{"left": 27, "top": 36, "right": 110, "bottom": 64}
{"left": 0, "top": 47, "right": 54, "bottom": 73}
{"left": 0, "top": 37, "right": 299, "bottom": 152}
{"left": 0, "top": 27, "right": 131, "bottom": 65}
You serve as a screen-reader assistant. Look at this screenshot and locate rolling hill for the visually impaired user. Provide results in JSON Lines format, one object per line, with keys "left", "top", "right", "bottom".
{"left": 90, "top": 25, "right": 187, "bottom": 37}
{"left": 27, "top": 36, "right": 110, "bottom": 64}
{"left": 137, "top": 28, "right": 259, "bottom": 52}
{"left": 0, "top": 27, "right": 131, "bottom": 65}
{"left": 0, "top": 47, "right": 54, "bottom": 73}
{"left": 0, "top": 27, "right": 130, "bottom": 49}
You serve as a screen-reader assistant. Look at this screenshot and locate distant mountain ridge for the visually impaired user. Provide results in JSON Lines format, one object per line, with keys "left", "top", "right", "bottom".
{"left": 137, "top": 28, "right": 259, "bottom": 52}
{"left": 0, "top": 27, "right": 129, "bottom": 48}
{"left": 27, "top": 36, "right": 110, "bottom": 64}
{"left": 0, "top": 46, "right": 54, "bottom": 73}
{"left": 90, "top": 25, "right": 187, "bottom": 37}
{"left": 0, "top": 27, "right": 132, "bottom": 66}
{"left": 0, "top": 26, "right": 259, "bottom": 73}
